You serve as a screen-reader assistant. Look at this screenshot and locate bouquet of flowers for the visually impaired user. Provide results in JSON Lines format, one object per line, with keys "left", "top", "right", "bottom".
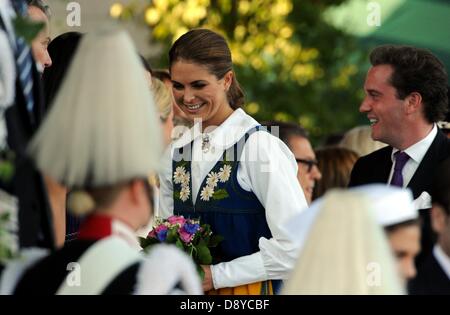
{"left": 139, "top": 215, "right": 223, "bottom": 279}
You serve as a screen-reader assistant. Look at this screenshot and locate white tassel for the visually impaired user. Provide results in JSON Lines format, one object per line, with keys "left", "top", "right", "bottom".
{"left": 67, "top": 190, "right": 96, "bottom": 216}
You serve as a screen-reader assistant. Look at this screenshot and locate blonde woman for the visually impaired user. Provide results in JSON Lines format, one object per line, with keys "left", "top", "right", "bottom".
{"left": 151, "top": 77, "right": 174, "bottom": 146}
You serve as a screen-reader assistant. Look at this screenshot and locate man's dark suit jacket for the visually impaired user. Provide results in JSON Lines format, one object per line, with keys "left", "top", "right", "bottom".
{"left": 348, "top": 130, "right": 450, "bottom": 259}
{"left": 1, "top": 10, "right": 54, "bottom": 250}
{"left": 408, "top": 251, "right": 450, "bottom": 295}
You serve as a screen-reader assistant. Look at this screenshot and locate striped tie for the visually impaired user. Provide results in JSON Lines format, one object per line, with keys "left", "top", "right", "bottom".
{"left": 12, "top": 0, "right": 35, "bottom": 114}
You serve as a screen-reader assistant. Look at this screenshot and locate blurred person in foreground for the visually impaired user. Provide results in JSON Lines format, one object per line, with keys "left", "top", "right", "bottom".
{"left": 282, "top": 187, "right": 404, "bottom": 294}
{"left": 352, "top": 184, "right": 421, "bottom": 284}
{"left": 0, "top": 26, "right": 201, "bottom": 295}
{"left": 409, "top": 157, "right": 450, "bottom": 294}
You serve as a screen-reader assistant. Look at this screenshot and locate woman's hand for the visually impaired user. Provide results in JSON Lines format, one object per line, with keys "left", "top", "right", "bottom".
{"left": 201, "top": 265, "right": 214, "bottom": 292}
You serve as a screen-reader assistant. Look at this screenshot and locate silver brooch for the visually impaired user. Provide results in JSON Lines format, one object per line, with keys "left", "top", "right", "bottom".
{"left": 202, "top": 134, "right": 210, "bottom": 153}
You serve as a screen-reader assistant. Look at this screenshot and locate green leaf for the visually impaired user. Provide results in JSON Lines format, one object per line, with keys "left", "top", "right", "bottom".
{"left": 139, "top": 237, "right": 159, "bottom": 249}
{"left": 175, "top": 160, "right": 188, "bottom": 168}
{"left": 212, "top": 189, "right": 229, "bottom": 200}
{"left": 196, "top": 243, "right": 212, "bottom": 265}
{"left": 173, "top": 191, "right": 180, "bottom": 199}
{"left": 0, "top": 161, "right": 15, "bottom": 183}
{"left": 13, "top": 16, "right": 44, "bottom": 44}
{"left": 175, "top": 239, "right": 185, "bottom": 252}
{"left": 165, "top": 228, "right": 178, "bottom": 243}
{"left": 0, "top": 212, "right": 10, "bottom": 222}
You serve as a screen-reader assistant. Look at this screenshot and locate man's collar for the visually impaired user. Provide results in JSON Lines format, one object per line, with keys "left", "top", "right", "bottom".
{"left": 391, "top": 124, "right": 437, "bottom": 163}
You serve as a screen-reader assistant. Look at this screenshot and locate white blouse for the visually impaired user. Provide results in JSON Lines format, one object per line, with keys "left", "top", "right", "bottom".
{"left": 159, "top": 108, "right": 308, "bottom": 289}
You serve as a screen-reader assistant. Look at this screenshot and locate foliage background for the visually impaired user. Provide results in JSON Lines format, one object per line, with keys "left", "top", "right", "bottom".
{"left": 116, "top": 0, "right": 371, "bottom": 145}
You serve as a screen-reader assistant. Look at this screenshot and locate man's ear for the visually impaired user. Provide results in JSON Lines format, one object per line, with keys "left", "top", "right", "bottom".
{"left": 404, "top": 92, "right": 422, "bottom": 115}
{"left": 431, "top": 204, "right": 446, "bottom": 234}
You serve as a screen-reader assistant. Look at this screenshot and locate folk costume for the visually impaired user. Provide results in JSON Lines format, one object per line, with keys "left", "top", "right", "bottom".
{"left": 160, "top": 109, "right": 308, "bottom": 294}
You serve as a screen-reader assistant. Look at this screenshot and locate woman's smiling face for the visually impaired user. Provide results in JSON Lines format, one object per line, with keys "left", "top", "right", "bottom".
{"left": 170, "top": 60, "right": 233, "bottom": 129}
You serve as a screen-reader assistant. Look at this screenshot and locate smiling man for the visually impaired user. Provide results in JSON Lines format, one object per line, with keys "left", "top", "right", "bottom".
{"left": 349, "top": 45, "right": 450, "bottom": 263}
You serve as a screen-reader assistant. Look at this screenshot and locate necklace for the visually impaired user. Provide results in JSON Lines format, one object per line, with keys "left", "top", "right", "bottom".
{"left": 202, "top": 134, "right": 210, "bottom": 153}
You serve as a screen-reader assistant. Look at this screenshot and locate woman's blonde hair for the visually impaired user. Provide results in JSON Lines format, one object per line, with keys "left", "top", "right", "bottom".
{"left": 150, "top": 77, "right": 172, "bottom": 122}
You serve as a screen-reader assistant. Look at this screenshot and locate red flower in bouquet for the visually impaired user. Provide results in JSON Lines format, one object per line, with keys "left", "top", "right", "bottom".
{"left": 139, "top": 215, "right": 223, "bottom": 279}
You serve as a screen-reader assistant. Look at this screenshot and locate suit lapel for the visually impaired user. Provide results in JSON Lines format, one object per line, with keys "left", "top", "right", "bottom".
{"left": 408, "top": 130, "right": 450, "bottom": 198}
{"left": 374, "top": 147, "right": 394, "bottom": 183}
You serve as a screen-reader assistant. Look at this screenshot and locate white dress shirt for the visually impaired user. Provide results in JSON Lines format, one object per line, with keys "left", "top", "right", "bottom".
{"left": 388, "top": 124, "right": 437, "bottom": 187}
{"left": 159, "top": 108, "right": 309, "bottom": 289}
{"left": 433, "top": 244, "right": 450, "bottom": 280}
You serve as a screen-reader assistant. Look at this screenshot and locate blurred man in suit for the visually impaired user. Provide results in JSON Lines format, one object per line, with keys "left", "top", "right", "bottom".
{"left": 409, "top": 157, "right": 450, "bottom": 294}
{"left": 0, "top": 0, "right": 53, "bottom": 250}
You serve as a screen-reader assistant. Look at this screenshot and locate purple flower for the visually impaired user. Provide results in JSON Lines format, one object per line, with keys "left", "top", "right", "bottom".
{"left": 155, "top": 225, "right": 168, "bottom": 242}
{"left": 184, "top": 222, "right": 200, "bottom": 235}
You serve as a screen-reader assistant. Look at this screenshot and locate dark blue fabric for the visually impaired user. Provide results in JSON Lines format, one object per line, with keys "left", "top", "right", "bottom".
{"left": 173, "top": 126, "right": 272, "bottom": 263}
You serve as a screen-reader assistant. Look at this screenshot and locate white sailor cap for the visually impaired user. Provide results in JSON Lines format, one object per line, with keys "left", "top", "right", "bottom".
{"left": 351, "top": 184, "right": 417, "bottom": 227}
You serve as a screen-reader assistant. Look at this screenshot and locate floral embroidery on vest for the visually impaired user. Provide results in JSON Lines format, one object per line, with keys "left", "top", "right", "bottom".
{"left": 199, "top": 157, "right": 233, "bottom": 202}
{"left": 173, "top": 161, "right": 190, "bottom": 202}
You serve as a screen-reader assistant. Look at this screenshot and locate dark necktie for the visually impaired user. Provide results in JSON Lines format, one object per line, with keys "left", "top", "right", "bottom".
{"left": 11, "top": 0, "right": 35, "bottom": 115}
{"left": 390, "top": 151, "right": 410, "bottom": 187}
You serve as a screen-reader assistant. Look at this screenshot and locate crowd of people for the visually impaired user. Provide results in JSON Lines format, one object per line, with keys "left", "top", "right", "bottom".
{"left": 0, "top": 0, "right": 449, "bottom": 295}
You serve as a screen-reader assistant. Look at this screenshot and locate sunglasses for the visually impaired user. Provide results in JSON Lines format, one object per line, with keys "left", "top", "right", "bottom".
{"left": 295, "top": 158, "right": 319, "bottom": 173}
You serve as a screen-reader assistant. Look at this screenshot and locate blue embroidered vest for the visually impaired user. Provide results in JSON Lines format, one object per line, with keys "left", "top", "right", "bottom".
{"left": 172, "top": 126, "right": 272, "bottom": 263}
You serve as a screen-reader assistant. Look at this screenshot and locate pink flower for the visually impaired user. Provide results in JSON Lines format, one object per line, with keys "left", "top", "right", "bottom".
{"left": 179, "top": 228, "right": 193, "bottom": 243}
{"left": 167, "top": 215, "right": 186, "bottom": 226}
{"left": 147, "top": 229, "right": 156, "bottom": 238}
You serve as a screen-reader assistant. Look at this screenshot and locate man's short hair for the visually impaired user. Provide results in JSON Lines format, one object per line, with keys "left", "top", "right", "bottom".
{"left": 27, "top": 0, "right": 51, "bottom": 19}
{"left": 431, "top": 158, "right": 450, "bottom": 216}
{"left": 262, "top": 120, "right": 309, "bottom": 147}
{"left": 370, "top": 45, "right": 448, "bottom": 123}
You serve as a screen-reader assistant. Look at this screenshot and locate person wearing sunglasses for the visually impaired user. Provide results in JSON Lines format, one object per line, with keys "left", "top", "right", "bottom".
{"left": 263, "top": 121, "right": 322, "bottom": 204}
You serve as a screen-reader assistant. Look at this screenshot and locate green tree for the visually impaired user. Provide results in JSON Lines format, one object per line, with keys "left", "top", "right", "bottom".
{"left": 117, "top": 0, "right": 368, "bottom": 144}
